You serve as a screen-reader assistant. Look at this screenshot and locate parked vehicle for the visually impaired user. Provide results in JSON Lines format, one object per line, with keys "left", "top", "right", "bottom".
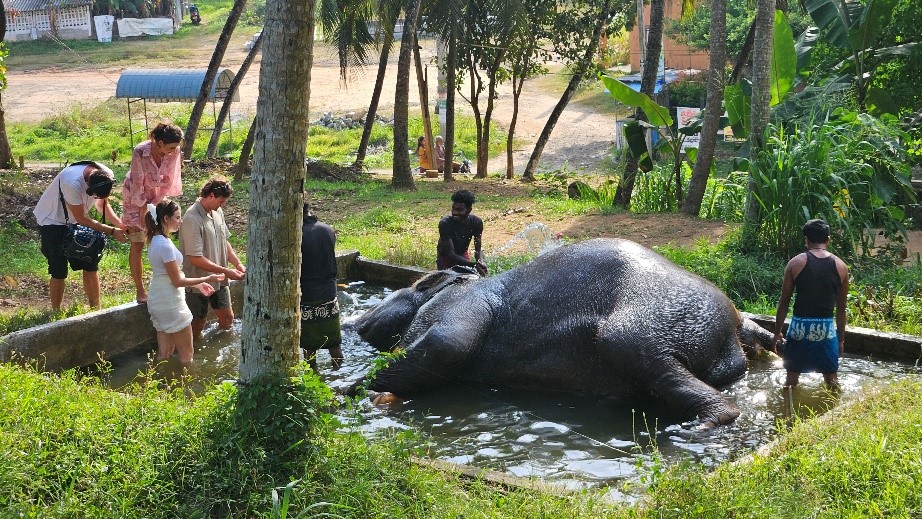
{"left": 188, "top": 4, "right": 201, "bottom": 25}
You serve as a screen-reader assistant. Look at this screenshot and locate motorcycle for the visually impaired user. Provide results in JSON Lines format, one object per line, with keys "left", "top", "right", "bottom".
{"left": 188, "top": 4, "right": 201, "bottom": 25}
{"left": 455, "top": 151, "right": 472, "bottom": 174}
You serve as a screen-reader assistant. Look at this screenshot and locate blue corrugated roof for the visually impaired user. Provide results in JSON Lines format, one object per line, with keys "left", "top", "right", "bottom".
{"left": 7, "top": 0, "right": 91, "bottom": 11}
{"left": 115, "top": 68, "right": 239, "bottom": 102}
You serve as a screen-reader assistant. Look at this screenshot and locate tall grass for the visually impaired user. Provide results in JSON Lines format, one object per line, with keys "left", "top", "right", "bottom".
{"left": 643, "top": 379, "right": 922, "bottom": 517}
{"left": 0, "top": 363, "right": 622, "bottom": 517}
{"left": 748, "top": 114, "right": 913, "bottom": 261}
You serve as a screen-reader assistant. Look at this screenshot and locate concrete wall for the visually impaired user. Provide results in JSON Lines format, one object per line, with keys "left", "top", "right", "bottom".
{"left": 2, "top": 252, "right": 921, "bottom": 370}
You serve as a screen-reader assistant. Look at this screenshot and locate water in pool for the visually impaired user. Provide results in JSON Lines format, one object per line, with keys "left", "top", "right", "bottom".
{"left": 103, "top": 281, "right": 921, "bottom": 497}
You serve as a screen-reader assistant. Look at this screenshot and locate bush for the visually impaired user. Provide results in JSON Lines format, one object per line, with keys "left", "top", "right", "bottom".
{"left": 747, "top": 112, "right": 914, "bottom": 262}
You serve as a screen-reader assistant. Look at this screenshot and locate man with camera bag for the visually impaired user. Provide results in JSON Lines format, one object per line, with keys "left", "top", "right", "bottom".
{"left": 33, "top": 161, "right": 128, "bottom": 310}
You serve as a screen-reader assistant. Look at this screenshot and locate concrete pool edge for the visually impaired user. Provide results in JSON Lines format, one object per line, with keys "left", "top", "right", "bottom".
{"left": 2, "top": 253, "right": 920, "bottom": 370}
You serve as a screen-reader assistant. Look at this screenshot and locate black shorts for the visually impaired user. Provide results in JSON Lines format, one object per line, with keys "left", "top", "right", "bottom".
{"left": 185, "top": 286, "right": 231, "bottom": 319}
{"left": 40, "top": 225, "right": 100, "bottom": 279}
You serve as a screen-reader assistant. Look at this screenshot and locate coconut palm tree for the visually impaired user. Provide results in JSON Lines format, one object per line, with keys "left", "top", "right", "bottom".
{"left": 0, "top": 3, "right": 12, "bottom": 169}
{"left": 239, "top": 0, "right": 316, "bottom": 379}
{"left": 207, "top": 31, "right": 263, "bottom": 158}
{"left": 391, "top": 0, "right": 422, "bottom": 188}
{"left": 614, "top": 0, "right": 664, "bottom": 205}
{"left": 682, "top": 0, "right": 728, "bottom": 216}
{"left": 182, "top": 0, "right": 249, "bottom": 158}
{"left": 742, "top": 0, "right": 776, "bottom": 226}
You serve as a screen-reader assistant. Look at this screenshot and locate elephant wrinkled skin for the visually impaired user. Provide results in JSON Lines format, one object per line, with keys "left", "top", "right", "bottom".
{"left": 352, "top": 238, "right": 774, "bottom": 425}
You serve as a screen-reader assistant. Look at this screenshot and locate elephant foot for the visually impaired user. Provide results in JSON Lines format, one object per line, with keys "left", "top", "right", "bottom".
{"left": 368, "top": 391, "right": 403, "bottom": 406}
{"left": 698, "top": 402, "right": 741, "bottom": 427}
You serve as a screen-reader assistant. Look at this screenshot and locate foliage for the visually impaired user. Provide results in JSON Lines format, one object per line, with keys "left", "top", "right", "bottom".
{"left": 665, "top": 0, "right": 813, "bottom": 57}
{"left": 803, "top": 0, "right": 919, "bottom": 114}
{"left": 746, "top": 113, "right": 914, "bottom": 261}
{"left": 643, "top": 379, "right": 922, "bottom": 517}
{"left": 666, "top": 74, "right": 707, "bottom": 108}
{"left": 657, "top": 231, "right": 785, "bottom": 308}
{"left": 630, "top": 162, "right": 689, "bottom": 214}
{"left": 699, "top": 170, "right": 748, "bottom": 222}
{"left": 596, "top": 29, "right": 630, "bottom": 68}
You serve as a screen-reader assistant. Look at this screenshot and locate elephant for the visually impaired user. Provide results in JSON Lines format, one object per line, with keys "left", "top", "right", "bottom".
{"left": 352, "top": 238, "right": 775, "bottom": 425}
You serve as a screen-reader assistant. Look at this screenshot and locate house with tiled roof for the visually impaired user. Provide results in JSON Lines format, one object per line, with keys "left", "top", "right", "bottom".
{"left": 5, "top": 0, "right": 94, "bottom": 41}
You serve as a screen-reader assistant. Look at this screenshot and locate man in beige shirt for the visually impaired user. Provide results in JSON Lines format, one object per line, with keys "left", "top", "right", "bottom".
{"left": 178, "top": 178, "right": 246, "bottom": 336}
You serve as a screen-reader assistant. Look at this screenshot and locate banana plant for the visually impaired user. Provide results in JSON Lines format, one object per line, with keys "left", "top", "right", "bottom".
{"left": 804, "top": 0, "right": 918, "bottom": 114}
{"left": 723, "top": 10, "right": 797, "bottom": 139}
{"left": 602, "top": 75, "right": 698, "bottom": 204}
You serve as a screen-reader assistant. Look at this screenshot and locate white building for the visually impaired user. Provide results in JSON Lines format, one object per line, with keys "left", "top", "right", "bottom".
{"left": 5, "top": 0, "right": 94, "bottom": 42}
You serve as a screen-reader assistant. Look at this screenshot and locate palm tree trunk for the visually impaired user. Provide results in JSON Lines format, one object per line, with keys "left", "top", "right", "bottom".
{"left": 354, "top": 20, "right": 396, "bottom": 168}
{"left": 443, "top": 26, "right": 457, "bottom": 182}
{"left": 682, "top": 0, "right": 727, "bottom": 216}
{"left": 207, "top": 31, "right": 263, "bottom": 157}
{"left": 234, "top": 118, "right": 257, "bottom": 181}
{"left": 0, "top": 4, "right": 13, "bottom": 168}
{"left": 613, "top": 0, "right": 663, "bottom": 204}
{"left": 239, "top": 0, "right": 315, "bottom": 380}
{"left": 743, "top": 0, "right": 776, "bottom": 227}
{"left": 182, "top": 0, "right": 248, "bottom": 158}
{"left": 522, "top": 0, "right": 612, "bottom": 181}
{"left": 506, "top": 71, "right": 525, "bottom": 179}
{"left": 391, "top": 0, "right": 421, "bottom": 189}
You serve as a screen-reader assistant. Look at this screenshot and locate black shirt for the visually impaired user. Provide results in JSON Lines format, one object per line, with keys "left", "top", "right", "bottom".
{"left": 438, "top": 214, "right": 483, "bottom": 255}
{"left": 300, "top": 215, "right": 337, "bottom": 303}
{"left": 792, "top": 251, "right": 840, "bottom": 318}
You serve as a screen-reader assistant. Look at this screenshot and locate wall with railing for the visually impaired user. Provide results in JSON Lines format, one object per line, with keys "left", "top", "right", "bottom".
{"left": 5, "top": 6, "right": 92, "bottom": 42}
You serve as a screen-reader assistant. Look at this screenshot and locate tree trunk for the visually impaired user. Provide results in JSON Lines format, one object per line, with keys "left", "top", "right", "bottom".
{"left": 443, "top": 26, "right": 456, "bottom": 182}
{"left": 354, "top": 19, "right": 395, "bottom": 168}
{"left": 476, "top": 55, "right": 504, "bottom": 179}
{"left": 182, "top": 0, "right": 248, "bottom": 158}
{"left": 413, "top": 36, "right": 436, "bottom": 170}
{"left": 233, "top": 117, "right": 257, "bottom": 181}
{"left": 239, "top": 0, "right": 315, "bottom": 381}
{"left": 506, "top": 71, "right": 525, "bottom": 179}
{"left": 207, "top": 30, "right": 263, "bottom": 157}
{"left": 613, "top": 0, "right": 663, "bottom": 204}
{"left": 522, "top": 0, "right": 612, "bottom": 181}
{"left": 729, "top": 20, "right": 755, "bottom": 85}
{"left": 682, "top": 0, "right": 727, "bottom": 216}
{"left": 0, "top": 3, "right": 13, "bottom": 168}
{"left": 743, "top": 0, "right": 776, "bottom": 227}
{"left": 391, "top": 0, "right": 421, "bottom": 189}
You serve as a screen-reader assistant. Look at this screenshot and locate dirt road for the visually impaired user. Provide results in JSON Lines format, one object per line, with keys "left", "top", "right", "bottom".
{"left": 5, "top": 40, "right": 617, "bottom": 175}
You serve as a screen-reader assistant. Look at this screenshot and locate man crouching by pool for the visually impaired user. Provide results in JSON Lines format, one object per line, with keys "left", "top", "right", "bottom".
{"left": 437, "top": 189, "right": 487, "bottom": 276}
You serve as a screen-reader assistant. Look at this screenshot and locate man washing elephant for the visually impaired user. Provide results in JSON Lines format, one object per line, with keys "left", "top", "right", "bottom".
{"left": 437, "top": 189, "right": 488, "bottom": 276}
{"left": 352, "top": 238, "right": 776, "bottom": 426}
{"left": 773, "top": 219, "right": 849, "bottom": 390}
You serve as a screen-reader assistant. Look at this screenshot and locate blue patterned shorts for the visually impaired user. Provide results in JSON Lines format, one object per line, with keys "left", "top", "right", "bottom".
{"left": 783, "top": 316, "right": 840, "bottom": 374}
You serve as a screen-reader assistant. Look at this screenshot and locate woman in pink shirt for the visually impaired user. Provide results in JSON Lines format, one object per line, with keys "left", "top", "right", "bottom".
{"left": 122, "top": 122, "right": 184, "bottom": 304}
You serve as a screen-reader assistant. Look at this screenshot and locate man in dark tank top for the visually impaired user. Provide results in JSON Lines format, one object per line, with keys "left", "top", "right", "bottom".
{"left": 773, "top": 219, "right": 850, "bottom": 389}
{"left": 437, "top": 189, "right": 488, "bottom": 276}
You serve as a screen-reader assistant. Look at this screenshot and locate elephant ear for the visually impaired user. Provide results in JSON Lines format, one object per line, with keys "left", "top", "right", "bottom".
{"left": 412, "top": 270, "right": 479, "bottom": 301}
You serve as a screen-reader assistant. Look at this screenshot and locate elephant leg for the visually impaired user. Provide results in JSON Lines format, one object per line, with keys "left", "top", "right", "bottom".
{"left": 646, "top": 356, "right": 741, "bottom": 425}
{"left": 367, "top": 320, "right": 487, "bottom": 396}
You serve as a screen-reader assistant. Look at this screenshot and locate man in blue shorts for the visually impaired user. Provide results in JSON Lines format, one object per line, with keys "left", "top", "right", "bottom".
{"left": 772, "top": 219, "right": 849, "bottom": 389}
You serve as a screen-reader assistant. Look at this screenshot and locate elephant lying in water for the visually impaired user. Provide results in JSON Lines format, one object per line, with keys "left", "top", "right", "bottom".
{"left": 352, "top": 238, "right": 774, "bottom": 425}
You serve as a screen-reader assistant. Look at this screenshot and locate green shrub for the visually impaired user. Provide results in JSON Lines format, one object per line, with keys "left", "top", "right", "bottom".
{"left": 631, "top": 162, "right": 690, "bottom": 214}
{"left": 747, "top": 113, "right": 914, "bottom": 262}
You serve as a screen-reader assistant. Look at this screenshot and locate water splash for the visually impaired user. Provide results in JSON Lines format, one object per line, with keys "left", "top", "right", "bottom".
{"left": 492, "top": 222, "right": 563, "bottom": 256}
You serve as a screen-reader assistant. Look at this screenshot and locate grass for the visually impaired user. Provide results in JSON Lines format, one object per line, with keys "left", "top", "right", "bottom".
{"left": 641, "top": 379, "right": 922, "bottom": 517}
{"left": 2, "top": 360, "right": 921, "bottom": 516}
{"left": 0, "top": 363, "right": 624, "bottom": 518}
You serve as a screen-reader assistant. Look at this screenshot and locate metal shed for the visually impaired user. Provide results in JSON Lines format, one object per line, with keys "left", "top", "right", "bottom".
{"left": 115, "top": 68, "right": 241, "bottom": 146}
